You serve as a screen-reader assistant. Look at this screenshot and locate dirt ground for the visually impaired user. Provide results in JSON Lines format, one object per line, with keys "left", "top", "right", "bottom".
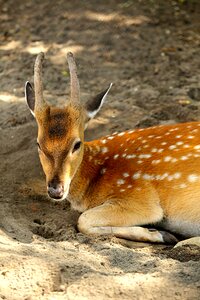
{"left": 0, "top": 0, "right": 200, "bottom": 299}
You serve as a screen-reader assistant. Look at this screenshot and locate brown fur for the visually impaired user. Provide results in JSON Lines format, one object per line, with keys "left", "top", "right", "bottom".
{"left": 35, "top": 104, "right": 85, "bottom": 187}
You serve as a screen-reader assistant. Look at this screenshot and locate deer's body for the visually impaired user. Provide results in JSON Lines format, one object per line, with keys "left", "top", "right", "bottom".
{"left": 70, "top": 121, "right": 200, "bottom": 238}
{"left": 25, "top": 52, "right": 200, "bottom": 244}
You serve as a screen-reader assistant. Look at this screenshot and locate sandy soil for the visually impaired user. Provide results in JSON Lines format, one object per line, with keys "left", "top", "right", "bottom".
{"left": 0, "top": 0, "right": 200, "bottom": 299}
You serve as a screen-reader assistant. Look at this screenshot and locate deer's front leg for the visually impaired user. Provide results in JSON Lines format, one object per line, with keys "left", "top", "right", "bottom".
{"left": 77, "top": 200, "right": 178, "bottom": 244}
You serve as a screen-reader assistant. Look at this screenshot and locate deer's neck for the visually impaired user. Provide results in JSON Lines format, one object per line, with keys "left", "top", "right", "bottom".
{"left": 68, "top": 140, "right": 106, "bottom": 212}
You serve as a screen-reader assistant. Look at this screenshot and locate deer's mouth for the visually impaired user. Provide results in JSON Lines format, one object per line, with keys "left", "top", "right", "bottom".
{"left": 47, "top": 178, "right": 71, "bottom": 201}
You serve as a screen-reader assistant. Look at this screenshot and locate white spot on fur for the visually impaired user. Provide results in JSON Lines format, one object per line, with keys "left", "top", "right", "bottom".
{"left": 167, "top": 175, "right": 174, "bottom": 181}
{"left": 175, "top": 135, "right": 182, "bottom": 138}
{"left": 171, "top": 158, "right": 177, "bottom": 163}
{"left": 117, "top": 179, "right": 125, "bottom": 185}
{"left": 192, "top": 129, "right": 198, "bottom": 133}
{"left": 194, "top": 145, "right": 200, "bottom": 149}
{"left": 152, "top": 159, "right": 161, "bottom": 165}
{"left": 180, "top": 156, "right": 188, "bottom": 161}
{"left": 156, "top": 174, "right": 168, "bottom": 180}
{"left": 114, "top": 154, "right": 119, "bottom": 159}
{"left": 123, "top": 172, "right": 129, "bottom": 177}
{"left": 155, "top": 175, "right": 161, "bottom": 180}
{"left": 126, "top": 154, "right": 136, "bottom": 159}
{"left": 127, "top": 185, "right": 132, "bottom": 188}
{"left": 183, "top": 144, "right": 190, "bottom": 148}
{"left": 157, "top": 149, "right": 164, "bottom": 153}
{"left": 188, "top": 174, "right": 199, "bottom": 183}
{"left": 188, "top": 135, "right": 194, "bottom": 139}
{"left": 151, "top": 148, "right": 158, "bottom": 153}
{"left": 120, "top": 189, "right": 125, "bottom": 192}
{"left": 143, "top": 174, "right": 154, "bottom": 180}
{"left": 138, "top": 154, "right": 151, "bottom": 159}
{"left": 108, "top": 136, "right": 114, "bottom": 140}
{"left": 169, "top": 145, "right": 176, "bottom": 150}
{"left": 101, "top": 139, "right": 107, "bottom": 144}
{"left": 137, "top": 160, "right": 143, "bottom": 164}
{"left": 164, "top": 156, "right": 172, "bottom": 162}
{"left": 101, "top": 147, "right": 108, "bottom": 153}
{"left": 180, "top": 183, "right": 187, "bottom": 188}
{"left": 132, "top": 172, "right": 141, "bottom": 180}
{"left": 174, "top": 172, "right": 181, "bottom": 179}
{"left": 169, "top": 128, "right": 178, "bottom": 132}
{"left": 160, "top": 174, "right": 169, "bottom": 180}
{"left": 176, "top": 141, "right": 184, "bottom": 146}
{"left": 161, "top": 142, "right": 167, "bottom": 146}
{"left": 118, "top": 132, "right": 125, "bottom": 136}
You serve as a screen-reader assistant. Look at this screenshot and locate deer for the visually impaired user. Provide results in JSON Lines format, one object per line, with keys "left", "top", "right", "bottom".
{"left": 25, "top": 52, "right": 200, "bottom": 244}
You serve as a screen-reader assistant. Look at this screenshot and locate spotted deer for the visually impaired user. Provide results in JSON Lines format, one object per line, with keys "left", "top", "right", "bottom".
{"left": 25, "top": 52, "right": 200, "bottom": 244}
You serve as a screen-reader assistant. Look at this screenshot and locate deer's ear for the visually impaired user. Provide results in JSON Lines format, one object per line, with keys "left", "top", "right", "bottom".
{"left": 85, "top": 83, "right": 112, "bottom": 120}
{"left": 25, "top": 81, "right": 35, "bottom": 117}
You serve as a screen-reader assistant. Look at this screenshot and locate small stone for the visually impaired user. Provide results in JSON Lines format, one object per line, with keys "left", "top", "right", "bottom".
{"left": 59, "top": 284, "right": 66, "bottom": 291}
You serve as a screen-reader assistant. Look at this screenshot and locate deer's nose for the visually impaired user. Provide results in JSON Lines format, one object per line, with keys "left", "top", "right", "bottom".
{"left": 47, "top": 182, "right": 64, "bottom": 199}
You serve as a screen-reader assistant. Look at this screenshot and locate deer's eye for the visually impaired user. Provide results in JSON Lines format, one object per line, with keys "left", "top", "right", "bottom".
{"left": 37, "top": 142, "right": 41, "bottom": 150}
{"left": 72, "top": 141, "right": 82, "bottom": 153}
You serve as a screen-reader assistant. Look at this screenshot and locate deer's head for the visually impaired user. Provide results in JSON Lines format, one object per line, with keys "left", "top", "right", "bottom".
{"left": 25, "top": 52, "right": 112, "bottom": 201}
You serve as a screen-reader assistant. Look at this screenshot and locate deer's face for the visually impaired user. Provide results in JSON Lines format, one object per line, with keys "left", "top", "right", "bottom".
{"left": 25, "top": 52, "right": 112, "bottom": 201}
{"left": 35, "top": 105, "right": 85, "bottom": 200}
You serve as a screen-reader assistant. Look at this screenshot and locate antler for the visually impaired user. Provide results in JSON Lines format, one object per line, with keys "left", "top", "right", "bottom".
{"left": 34, "top": 52, "right": 46, "bottom": 110}
{"left": 67, "top": 52, "right": 80, "bottom": 103}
